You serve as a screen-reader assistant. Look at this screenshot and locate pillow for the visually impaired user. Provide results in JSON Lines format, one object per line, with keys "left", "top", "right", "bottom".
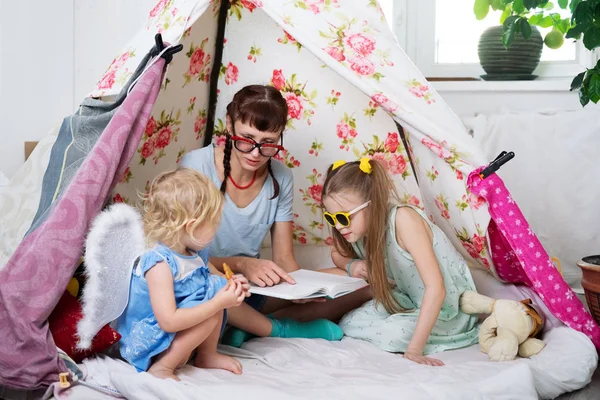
{"left": 49, "top": 291, "right": 121, "bottom": 363}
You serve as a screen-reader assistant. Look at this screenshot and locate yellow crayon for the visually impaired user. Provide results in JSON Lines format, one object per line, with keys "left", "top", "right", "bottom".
{"left": 223, "top": 263, "right": 234, "bottom": 281}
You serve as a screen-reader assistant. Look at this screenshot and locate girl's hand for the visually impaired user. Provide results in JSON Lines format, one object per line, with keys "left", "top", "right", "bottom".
{"left": 242, "top": 258, "right": 295, "bottom": 287}
{"left": 215, "top": 281, "right": 245, "bottom": 309}
{"left": 402, "top": 349, "right": 445, "bottom": 367}
{"left": 232, "top": 274, "right": 251, "bottom": 297}
{"left": 349, "top": 260, "right": 369, "bottom": 281}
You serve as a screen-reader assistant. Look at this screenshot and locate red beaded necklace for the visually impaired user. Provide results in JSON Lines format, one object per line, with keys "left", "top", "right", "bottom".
{"left": 228, "top": 170, "right": 257, "bottom": 190}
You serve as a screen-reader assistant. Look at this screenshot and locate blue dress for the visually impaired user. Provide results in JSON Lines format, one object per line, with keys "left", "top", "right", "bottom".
{"left": 117, "top": 244, "right": 227, "bottom": 372}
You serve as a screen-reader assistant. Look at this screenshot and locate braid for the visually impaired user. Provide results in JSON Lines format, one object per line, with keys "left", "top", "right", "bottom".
{"left": 221, "top": 135, "right": 232, "bottom": 193}
{"left": 267, "top": 158, "right": 280, "bottom": 200}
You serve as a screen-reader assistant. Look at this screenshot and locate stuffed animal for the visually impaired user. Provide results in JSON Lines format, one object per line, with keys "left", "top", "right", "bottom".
{"left": 460, "top": 290, "right": 546, "bottom": 362}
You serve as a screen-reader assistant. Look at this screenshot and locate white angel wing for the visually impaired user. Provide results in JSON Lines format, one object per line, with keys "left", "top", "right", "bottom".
{"left": 77, "top": 203, "right": 145, "bottom": 350}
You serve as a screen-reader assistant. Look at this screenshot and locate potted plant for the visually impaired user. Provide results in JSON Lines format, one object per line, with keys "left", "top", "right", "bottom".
{"left": 474, "top": 0, "right": 571, "bottom": 80}
{"left": 474, "top": 0, "right": 600, "bottom": 104}
{"left": 578, "top": 256, "right": 600, "bottom": 325}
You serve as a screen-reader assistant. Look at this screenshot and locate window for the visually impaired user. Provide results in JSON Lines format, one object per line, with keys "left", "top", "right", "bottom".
{"left": 380, "top": 0, "right": 597, "bottom": 79}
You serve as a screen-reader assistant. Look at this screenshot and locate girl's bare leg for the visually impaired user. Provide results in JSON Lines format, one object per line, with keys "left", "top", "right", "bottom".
{"left": 225, "top": 303, "right": 273, "bottom": 336}
{"left": 148, "top": 312, "right": 221, "bottom": 381}
{"left": 265, "top": 286, "right": 373, "bottom": 323}
{"left": 194, "top": 310, "right": 242, "bottom": 374}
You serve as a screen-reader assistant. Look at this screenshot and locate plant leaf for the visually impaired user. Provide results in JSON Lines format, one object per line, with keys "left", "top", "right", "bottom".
{"left": 474, "top": 0, "right": 490, "bottom": 20}
{"left": 570, "top": 0, "right": 582, "bottom": 14}
{"left": 583, "top": 26, "right": 600, "bottom": 50}
{"left": 491, "top": 0, "right": 506, "bottom": 11}
{"left": 503, "top": 15, "right": 520, "bottom": 47}
{"left": 566, "top": 22, "right": 589, "bottom": 39}
{"left": 523, "top": 0, "right": 537, "bottom": 9}
{"left": 587, "top": 74, "right": 600, "bottom": 103}
{"left": 558, "top": 0, "right": 568, "bottom": 9}
{"left": 528, "top": 13, "right": 543, "bottom": 25}
{"left": 513, "top": 0, "right": 525, "bottom": 14}
{"left": 538, "top": 15, "right": 555, "bottom": 27}
{"left": 570, "top": 71, "right": 586, "bottom": 91}
{"left": 572, "top": 1, "right": 592, "bottom": 25}
{"left": 500, "top": 4, "right": 513, "bottom": 23}
{"left": 520, "top": 17, "right": 533, "bottom": 39}
{"left": 555, "top": 18, "right": 570, "bottom": 34}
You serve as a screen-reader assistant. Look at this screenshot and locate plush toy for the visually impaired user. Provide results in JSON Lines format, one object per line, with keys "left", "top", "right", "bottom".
{"left": 460, "top": 290, "right": 546, "bottom": 362}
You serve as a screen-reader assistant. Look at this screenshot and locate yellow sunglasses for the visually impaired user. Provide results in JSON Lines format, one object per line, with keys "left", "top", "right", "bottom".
{"left": 323, "top": 201, "right": 371, "bottom": 228}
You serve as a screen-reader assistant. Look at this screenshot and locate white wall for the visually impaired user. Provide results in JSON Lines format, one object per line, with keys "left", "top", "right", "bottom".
{"left": 0, "top": 1, "right": 583, "bottom": 178}
{"left": 0, "top": 0, "right": 154, "bottom": 179}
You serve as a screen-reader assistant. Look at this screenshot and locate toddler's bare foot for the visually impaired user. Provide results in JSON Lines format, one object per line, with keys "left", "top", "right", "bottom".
{"left": 148, "top": 364, "right": 181, "bottom": 381}
{"left": 194, "top": 352, "right": 242, "bottom": 374}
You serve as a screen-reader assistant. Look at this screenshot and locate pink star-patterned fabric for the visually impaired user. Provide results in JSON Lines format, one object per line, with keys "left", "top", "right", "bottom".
{"left": 467, "top": 168, "right": 600, "bottom": 350}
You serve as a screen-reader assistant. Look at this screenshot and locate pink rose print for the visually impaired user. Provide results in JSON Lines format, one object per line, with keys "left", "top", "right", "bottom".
{"left": 349, "top": 57, "right": 376, "bottom": 76}
{"left": 435, "top": 197, "right": 450, "bottom": 220}
{"left": 145, "top": 116, "right": 157, "bottom": 137}
{"left": 194, "top": 116, "right": 207, "bottom": 136}
{"left": 336, "top": 122, "right": 358, "bottom": 140}
{"left": 308, "top": 184, "right": 323, "bottom": 203}
{"left": 188, "top": 48, "right": 206, "bottom": 75}
{"left": 421, "top": 137, "right": 453, "bottom": 160}
{"left": 113, "top": 194, "right": 125, "bottom": 204}
{"left": 462, "top": 241, "right": 480, "bottom": 259}
{"left": 467, "top": 192, "right": 486, "bottom": 210}
{"left": 344, "top": 33, "right": 376, "bottom": 58}
{"left": 240, "top": 0, "right": 260, "bottom": 11}
{"left": 149, "top": 0, "right": 167, "bottom": 17}
{"left": 155, "top": 126, "right": 172, "bottom": 149}
{"left": 224, "top": 62, "right": 239, "bottom": 85}
{"left": 324, "top": 46, "right": 345, "bottom": 62}
{"left": 371, "top": 93, "right": 398, "bottom": 113}
{"left": 141, "top": 139, "right": 156, "bottom": 159}
{"left": 285, "top": 92, "right": 303, "bottom": 120}
{"left": 215, "top": 135, "right": 227, "bottom": 147}
{"left": 389, "top": 154, "right": 407, "bottom": 176}
{"left": 472, "top": 234, "right": 485, "bottom": 253}
{"left": 325, "top": 237, "right": 334, "bottom": 246}
{"left": 384, "top": 132, "right": 400, "bottom": 153}
{"left": 456, "top": 169, "right": 464, "bottom": 180}
{"left": 97, "top": 70, "right": 116, "bottom": 90}
{"left": 406, "top": 195, "right": 421, "bottom": 208}
{"left": 272, "top": 69, "right": 286, "bottom": 91}
{"left": 119, "top": 167, "right": 131, "bottom": 184}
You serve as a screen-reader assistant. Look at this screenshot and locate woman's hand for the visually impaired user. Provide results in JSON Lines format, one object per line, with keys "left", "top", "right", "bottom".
{"left": 349, "top": 260, "right": 369, "bottom": 280}
{"left": 402, "top": 349, "right": 445, "bottom": 367}
{"left": 214, "top": 281, "right": 246, "bottom": 309}
{"left": 231, "top": 274, "right": 251, "bottom": 297}
{"left": 241, "top": 258, "right": 296, "bottom": 287}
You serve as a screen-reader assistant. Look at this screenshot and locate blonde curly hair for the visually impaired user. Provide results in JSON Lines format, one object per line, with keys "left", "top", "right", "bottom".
{"left": 142, "top": 168, "right": 223, "bottom": 248}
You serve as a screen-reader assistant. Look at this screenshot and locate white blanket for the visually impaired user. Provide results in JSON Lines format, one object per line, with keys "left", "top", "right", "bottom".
{"left": 65, "top": 325, "right": 595, "bottom": 400}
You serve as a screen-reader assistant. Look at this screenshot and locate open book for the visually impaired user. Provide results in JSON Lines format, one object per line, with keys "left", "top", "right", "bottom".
{"left": 249, "top": 269, "right": 368, "bottom": 300}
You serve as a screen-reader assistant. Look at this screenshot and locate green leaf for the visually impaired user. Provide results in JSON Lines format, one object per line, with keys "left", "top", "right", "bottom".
{"left": 523, "top": 0, "right": 537, "bottom": 9}
{"left": 583, "top": 26, "right": 600, "bottom": 50}
{"left": 520, "top": 17, "right": 533, "bottom": 38}
{"left": 570, "top": 0, "right": 582, "bottom": 13}
{"left": 570, "top": 71, "right": 586, "bottom": 91}
{"left": 542, "top": 2, "right": 554, "bottom": 10}
{"left": 513, "top": 0, "right": 525, "bottom": 14}
{"left": 474, "top": 0, "right": 490, "bottom": 20}
{"left": 555, "top": 18, "right": 570, "bottom": 34}
{"left": 558, "top": 0, "right": 568, "bottom": 8}
{"left": 297, "top": 1, "right": 308, "bottom": 10}
{"left": 587, "top": 74, "right": 600, "bottom": 103}
{"left": 528, "top": 13, "right": 543, "bottom": 25}
{"left": 500, "top": 5, "right": 513, "bottom": 23}
{"left": 572, "top": 1, "right": 592, "bottom": 24}
{"left": 538, "top": 15, "right": 555, "bottom": 27}
{"left": 491, "top": 0, "right": 506, "bottom": 10}
{"left": 503, "top": 15, "right": 521, "bottom": 47}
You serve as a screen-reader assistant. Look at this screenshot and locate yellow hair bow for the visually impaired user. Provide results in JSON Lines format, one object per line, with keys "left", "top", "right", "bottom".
{"left": 332, "top": 160, "right": 346, "bottom": 171}
{"left": 359, "top": 157, "right": 372, "bottom": 174}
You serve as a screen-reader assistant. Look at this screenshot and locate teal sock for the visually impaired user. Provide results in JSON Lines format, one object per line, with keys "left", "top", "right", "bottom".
{"left": 268, "top": 317, "right": 344, "bottom": 341}
{"left": 221, "top": 328, "right": 256, "bottom": 348}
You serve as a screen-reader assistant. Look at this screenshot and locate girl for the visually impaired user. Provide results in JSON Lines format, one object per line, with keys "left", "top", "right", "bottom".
{"left": 181, "top": 85, "right": 370, "bottom": 347}
{"left": 117, "top": 168, "right": 248, "bottom": 380}
{"left": 321, "top": 158, "right": 479, "bottom": 366}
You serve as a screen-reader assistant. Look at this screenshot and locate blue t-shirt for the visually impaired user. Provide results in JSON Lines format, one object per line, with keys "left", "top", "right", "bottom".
{"left": 180, "top": 145, "right": 294, "bottom": 258}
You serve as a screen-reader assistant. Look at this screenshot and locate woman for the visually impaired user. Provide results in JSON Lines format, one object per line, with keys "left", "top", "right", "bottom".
{"left": 181, "top": 85, "right": 371, "bottom": 346}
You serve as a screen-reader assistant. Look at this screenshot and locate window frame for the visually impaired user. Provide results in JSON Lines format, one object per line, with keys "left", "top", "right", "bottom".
{"left": 388, "top": 0, "right": 598, "bottom": 80}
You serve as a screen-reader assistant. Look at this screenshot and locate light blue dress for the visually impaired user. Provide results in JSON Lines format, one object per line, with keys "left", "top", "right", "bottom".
{"left": 339, "top": 205, "right": 479, "bottom": 354}
{"left": 117, "top": 244, "right": 227, "bottom": 372}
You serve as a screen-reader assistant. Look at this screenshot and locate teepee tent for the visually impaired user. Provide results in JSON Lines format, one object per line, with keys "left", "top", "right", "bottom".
{"left": 0, "top": 0, "right": 598, "bottom": 391}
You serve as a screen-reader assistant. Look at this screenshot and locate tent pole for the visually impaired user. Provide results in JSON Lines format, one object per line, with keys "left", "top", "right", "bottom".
{"left": 395, "top": 122, "right": 419, "bottom": 185}
{"left": 203, "top": 0, "right": 230, "bottom": 148}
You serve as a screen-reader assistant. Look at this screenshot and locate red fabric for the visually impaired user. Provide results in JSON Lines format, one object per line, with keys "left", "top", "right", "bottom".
{"left": 48, "top": 292, "right": 121, "bottom": 363}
